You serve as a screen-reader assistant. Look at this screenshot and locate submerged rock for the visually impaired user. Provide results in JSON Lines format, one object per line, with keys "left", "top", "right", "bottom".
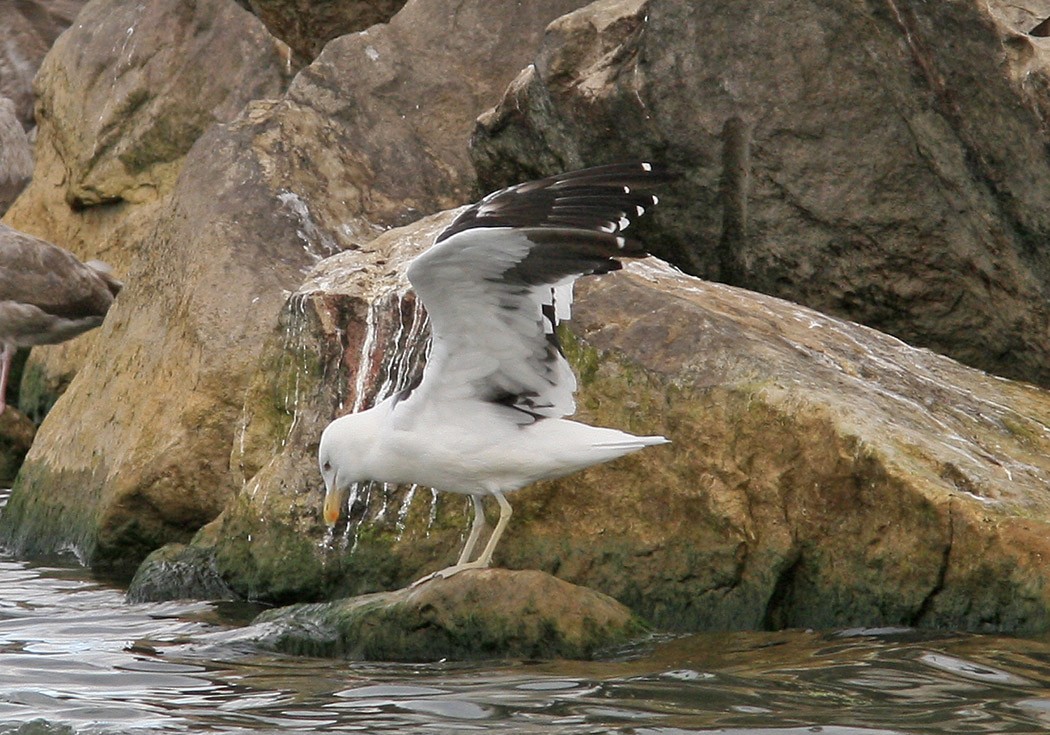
{"left": 126, "top": 543, "right": 237, "bottom": 603}
{"left": 248, "top": 568, "right": 645, "bottom": 661}
{"left": 472, "top": 0, "right": 1050, "bottom": 389}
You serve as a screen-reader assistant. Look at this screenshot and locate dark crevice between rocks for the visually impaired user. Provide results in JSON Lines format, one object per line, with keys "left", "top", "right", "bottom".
{"left": 717, "top": 115, "right": 751, "bottom": 284}
{"left": 762, "top": 547, "right": 804, "bottom": 630}
{"left": 68, "top": 193, "right": 125, "bottom": 212}
{"left": 910, "top": 498, "right": 954, "bottom": 627}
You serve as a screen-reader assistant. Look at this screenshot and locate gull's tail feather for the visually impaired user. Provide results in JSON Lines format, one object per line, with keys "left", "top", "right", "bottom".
{"left": 526, "top": 417, "right": 668, "bottom": 483}
{"left": 593, "top": 435, "right": 670, "bottom": 452}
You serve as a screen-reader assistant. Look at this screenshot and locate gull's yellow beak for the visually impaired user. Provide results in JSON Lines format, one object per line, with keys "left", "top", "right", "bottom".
{"left": 323, "top": 485, "right": 345, "bottom": 526}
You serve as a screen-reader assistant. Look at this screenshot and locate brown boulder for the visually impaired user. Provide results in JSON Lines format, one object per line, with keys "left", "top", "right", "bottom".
{"left": 35, "top": 0, "right": 294, "bottom": 210}
{"left": 3, "top": 0, "right": 295, "bottom": 417}
{"left": 268, "top": 0, "right": 594, "bottom": 233}
{"left": 248, "top": 568, "right": 645, "bottom": 661}
{"left": 133, "top": 206, "right": 1050, "bottom": 635}
{"left": 234, "top": 0, "right": 407, "bottom": 65}
{"left": 471, "top": 0, "right": 1050, "bottom": 389}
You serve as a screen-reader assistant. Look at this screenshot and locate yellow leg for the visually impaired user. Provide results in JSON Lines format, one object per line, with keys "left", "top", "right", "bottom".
{"left": 456, "top": 495, "right": 487, "bottom": 565}
{"left": 411, "top": 491, "right": 513, "bottom": 586}
{"left": 473, "top": 490, "right": 512, "bottom": 568}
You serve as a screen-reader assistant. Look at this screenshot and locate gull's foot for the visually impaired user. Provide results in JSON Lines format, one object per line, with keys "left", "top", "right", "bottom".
{"left": 410, "top": 561, "right": 489, "bottom": 587}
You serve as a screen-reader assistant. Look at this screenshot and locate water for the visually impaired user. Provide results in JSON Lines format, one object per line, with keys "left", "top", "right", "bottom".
{"left": 0, "top": 555, "right": 1048, "bottom": 735}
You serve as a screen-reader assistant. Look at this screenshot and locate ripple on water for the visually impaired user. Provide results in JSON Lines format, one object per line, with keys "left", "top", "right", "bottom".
{"left": 0, "top": 552, "right": 1048, "bottom": 733}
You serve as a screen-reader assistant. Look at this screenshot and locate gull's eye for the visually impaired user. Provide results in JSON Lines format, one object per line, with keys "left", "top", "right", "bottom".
{"left": 322, "top": 461, "right": 332, "bottom": 472}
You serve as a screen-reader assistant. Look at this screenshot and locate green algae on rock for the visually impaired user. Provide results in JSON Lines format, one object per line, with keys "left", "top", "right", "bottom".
{"left": 249, "top": 568, "right": 646, "bottom": 661}
{"left": 126, "top": 543, "right": 237, "bottom": 603}
{"left": 129, "top": 209, "right": 1050, "bottom": 636}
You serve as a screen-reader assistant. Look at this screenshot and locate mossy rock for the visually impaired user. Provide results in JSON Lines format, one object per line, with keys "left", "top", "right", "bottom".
{"left": 126, "top": 542, "right": 237, "bottom": 603}
{"left": 13, "top": 357, "right": 61, "bottom": 426}
{"left": 251, "top": 568, "right": 647, "bottom": 661}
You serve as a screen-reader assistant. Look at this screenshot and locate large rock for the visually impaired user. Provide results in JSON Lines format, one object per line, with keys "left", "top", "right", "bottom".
{"left": 0, "top": 0, "right": 295, "bottom": 567}
{"left": 3, "top": 0, "right": 295, "bottom": 419}
{"left": 246, "top": 569, "right": 644, "bottom": 661}
{"left": 0, "top": 98, "right": 32, "bottom": 215}
{"left": 0, "top": 1, "right": 86, "bottom": 129}
{"left": 0, "top": 111, "right": 340, "bottom": 574}
{"left": 0, "top": 0, "right": 592, "bottom": 574}
{"left": 35, "top": 0, "right": 295, "bottom": 210}
{"left": 132, "top": 207, "right": 1050, "bottom": 635}
{"left": 471, "top": 0, "right": 1050, "bottom": 389}
{"left": 266, "top": 0, "right": 593, "bottom": 232}
{"left": 152, "top": 212, "right": 451, "bottom": 606}
{"left": 234, "top": 0, "right": 407, "bottom": 65}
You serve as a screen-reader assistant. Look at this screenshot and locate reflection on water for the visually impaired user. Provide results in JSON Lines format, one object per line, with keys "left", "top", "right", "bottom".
{"left": 0, "top": 557, "right": 1048, "bottom": 734}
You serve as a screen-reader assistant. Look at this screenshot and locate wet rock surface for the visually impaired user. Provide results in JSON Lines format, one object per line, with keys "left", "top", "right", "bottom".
{"left": 126, "top": 543, "right": 237, "bottom": 603}
{"left": 247, "top": 568, "right": 645, "bottom": 661}
{"left": 130, "top": 211, "right": 1050, "bottom": 635}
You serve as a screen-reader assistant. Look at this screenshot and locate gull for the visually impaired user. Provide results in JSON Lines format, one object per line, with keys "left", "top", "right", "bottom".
{"left": 0, "top": 223, "right": 122, "bottom": 414}
{"left": 319, "top": 162, "right": 670, "bottom": 581}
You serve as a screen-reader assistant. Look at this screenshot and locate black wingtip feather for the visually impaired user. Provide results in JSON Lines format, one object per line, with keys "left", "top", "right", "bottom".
{"left": 436, "top": 162, "right": 667, "bottom": 244}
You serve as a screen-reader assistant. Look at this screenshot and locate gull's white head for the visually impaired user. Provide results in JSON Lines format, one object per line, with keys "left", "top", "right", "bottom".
{"left": 318, "top": 410, "right": 377, "bottom": 526}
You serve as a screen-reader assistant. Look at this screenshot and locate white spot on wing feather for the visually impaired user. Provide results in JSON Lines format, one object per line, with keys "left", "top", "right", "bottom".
{"left": 553, "top": 281, "right": 574, "bottom": 323}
